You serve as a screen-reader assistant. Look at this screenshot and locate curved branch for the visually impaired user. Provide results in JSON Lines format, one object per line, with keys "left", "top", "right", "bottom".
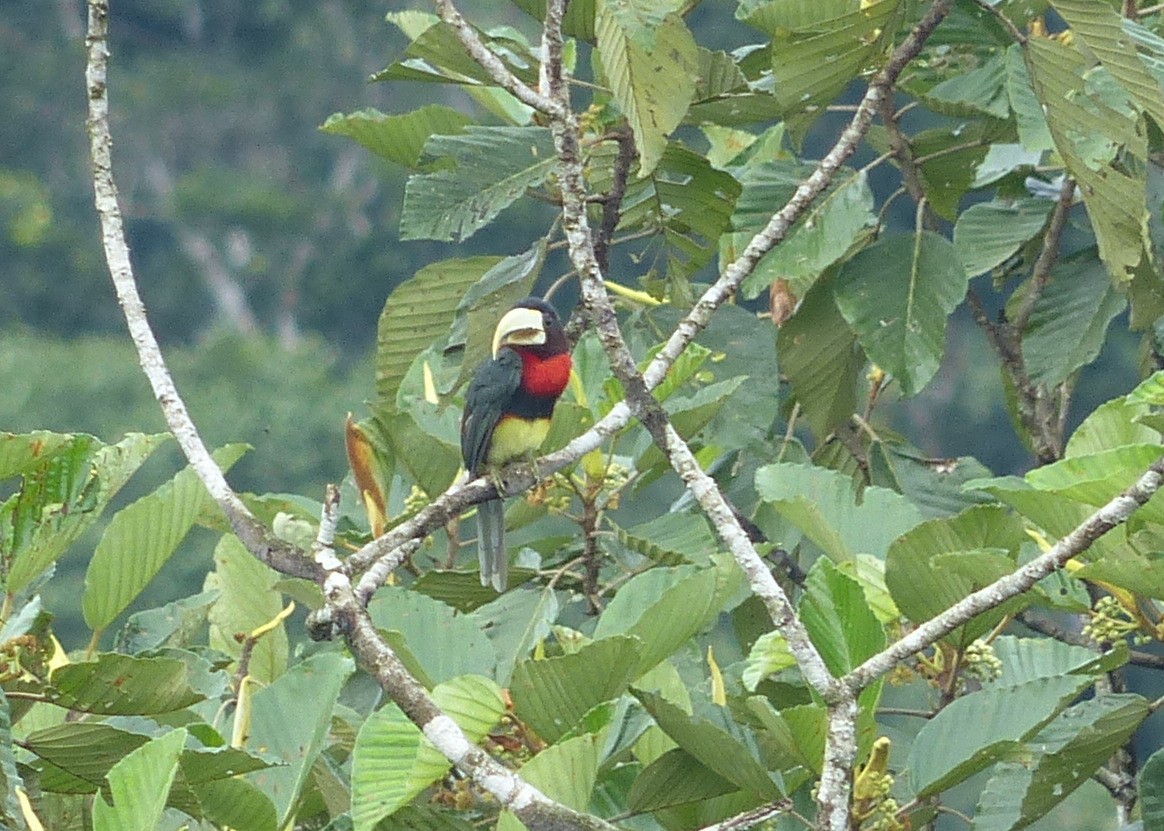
{"left": 83, "top": 0, "right": 317, "bottom": 582}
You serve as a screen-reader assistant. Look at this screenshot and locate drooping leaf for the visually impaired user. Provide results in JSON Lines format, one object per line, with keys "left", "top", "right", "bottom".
{"left": 1024, "top": 249, "right": 1127, "bottom": 386}
{"left": 83, "top": 444, "right": 247, "bottom": 634}
{"left": 191, "top": 778, "right": 277, "bottom": 831}
{"left": 989, "top": 635, "right": 1114, "bottom": 687}
{"left": 114, "top": 590, "right": 220, "bottom": 653}
{"left": 1006, "top": 44, "right": 1055, "bottom": 152}
{"left": 375, "top": 256, "right": 502, "bottom": 410}
{"left": 245, "top": 651, "right": 353, "bottom": 829}
{"left": 510, "top": 636, "right": 641, "bottom": 743}
{"left": 595, "top": 2, "right": 699, "bottom": 175}
{"left": 375, "top": 18, "right": 538, "bottom": 89}
{"left": 497, "top": 733, "right": 603, "bottom": 831}
{"left": 0, "top": 431, "right": 81, "bottom": 481}
{"left": 92, "top": 728, "right": 186, "bottom": 831}
{"left": 922, "top": 52, "right": 1010, "bottom": 118}
{"left": 953, "top": 198, "right": 1052, "bottom": 277}
{"left": 0, "top": 691, "right": 23, "bottom": 829}
{"left": 402, "top": 127, "right": 556, "bottom": 242}
{"left": 47, "top": 653, "right": 205, "bottom": 715}
{"left": 469, "top": 587, "right": 560, "bottom": 685}
{"left": 205, "top": 534, "right": 288, "bottom": 684}
{"left": 1065, "top": 397, "right": 1158, "bottom": 458}
{"left": 612, "top": 512, "right": 718, "bottom": 567}
{"left": 320, "top": 106, "right": 472, "bottom": 168}
{"left": 799, "top": 559, "right": 884, "bottom": 676}
{"left": 834, "top": 231, "right": 970, "bottom": 396}
{"left": 628, "top": 747, "right": 738, "bottom": 812}
{"left": 376, "top": 405, "right": 462, "bottom": 498}
{"left": 1024, "top": 444, "right": 1164, "bottom": 507}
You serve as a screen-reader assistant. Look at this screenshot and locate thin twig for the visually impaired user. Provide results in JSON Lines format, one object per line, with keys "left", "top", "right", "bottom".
{"left": 694, "top": 800, "right": 793, "bottom": 831}
{"left": 1011, "top": 177, "right": 1076, "bottom": 334}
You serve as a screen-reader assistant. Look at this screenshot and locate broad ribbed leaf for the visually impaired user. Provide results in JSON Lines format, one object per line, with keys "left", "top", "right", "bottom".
{"left": 48, "top": 653, "right": 204, "bottom": 715}
{"left": 0, "top": 431, "right": 77, "bottom": 480}
{"left": 320, "top": 106, "right": 472, "bottom": 168}
{"left": 246, "top": 652, "right": 353, "bottom": 829}
{"left": 613, "top": 512, "right": 718, "bottom": 567}
{"left": 375, "top": 18, "right": 538, "bottom": 88}
{"left": 953, "top": 198, "right": 1052, "bottom": 277}
{"left": 83, "top": 444, "right": 246, "bottom": 633}
{"left": 777, "top": 279, "right": 863, "bottom": 440}
{"left": 368, "top": 587, "right": 498, "bottom": 685}
{"left": 510, "top": 0, "right": 598, "bottom": 40}
{"left": 799, "top": 559, "right": 884, "bottom": 676}
{"left": 1024, "top": 444, "right": 1164, "bottom": 505}
{"left": 205, "top": 535, "right": 288, "bottom": 684}
{"left": 510, "top": 636, "right": 641, "bottom": 743}
{"left": 469, "top": 587, "right": 560, "bottom": 685}
{"left": 351, "top": 675, "right": 504, "bottom": 831}
{"left": 755, "top": 462, "right": 925, "bottom": 562}
{"left": 92, "top": 728, "right": 186, "bottom": 831}
{"left": 1024, "top": 249, "right": 1127, "bottom": 386}
{"left": 5, "top": 433, "right": 167, "bottom": 595}
{"left": 1142, "top": 747, "right": 1164, "bottom": 831}
{"left": 885, "top": 505, "right": 1027, "bottom": 647}
{"left": 628, "top": 748, "right": 738, "bottom": 812}
{"left": 923, "top": 53, "right": 1010, "bottom": 118}
{"left": 1027, "top": 38, "right": 1150, "bottom": 281}
{"left": 26, "top": 723, "right": 150, "bottom": 792}
{"left": 401, "top": 127, "right": 555, "bottom": 242}
{"left": 497, "top": 733, "right": 602, "bottom": 831}
{"left": 376, "top": 256, "right": 500, "bottom": 410}
{"left": 1065, "top": 398, "right": 1158, "bottom": 458}
{"left": 907, "top": 675, "right": 1094, "bottom": 798}
{"left": 834, "top": 231, "right": 970, "bottom": 396}
{"left": 0, "top": 692, "right": 22, "bottom": 828}
{"left": 732, "top": 166, "right": 874, "bottom": 300}
{"left": 376, "top": 406, "right": 461, "bottom": 497}
{"left": 1006, "top": 45, "right": 1055, "bottom": 152}
{"left": 975, "top": 694, "right": 1149, "bottom": 831}
{"left": 595, "top": 1, "right": 699, "bottom": 175}
{"left": 192, "top": 778, "right": 277, "bottom": 831}
{"left": 989, "top": 636, "right": 1112, "bottom": 687}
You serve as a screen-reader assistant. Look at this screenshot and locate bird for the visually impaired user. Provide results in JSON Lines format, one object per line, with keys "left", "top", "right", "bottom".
{"left": 461, "top": 297, "right": 572, "bottom": 591}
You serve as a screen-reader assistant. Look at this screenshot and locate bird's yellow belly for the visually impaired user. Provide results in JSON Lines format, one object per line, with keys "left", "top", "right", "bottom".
{"left": 487, "top": 415, "right": 552, "bottom": 467}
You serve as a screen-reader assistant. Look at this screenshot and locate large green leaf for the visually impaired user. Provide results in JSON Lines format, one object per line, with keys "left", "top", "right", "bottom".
{"left": 0, "top": 431, "right": 80, "bottom": 480}
{"left": 83, "top": 444, "right": 247, "bottom": 633}
{"left": 953, "top": 198, "right": 1052, "bottom": 277}
{"left": 922, "top": 52, "right": 1010, "bottom": 118}
{"left": 833, "top": 231, "right": 970, "bottom": 396}
{"left": 320, "top": 106, "right": 472, "bottom": 169}
{"left": 375, "top": 256, "right": 499, "bottom": 410}
{"left": 595, "top": 1, "right": 699, "bottom": 175}
{"left": 974, "top": 694, "right": 1149, "bottom": 831}
{"left": 510, "top": 636, "right": 642, "bottom": 743}
{"left": 754, "top": 462, "right": 925, "bottom": 562}
{"left": 497, "top": 732, "right": 603, "bottom": 831}
{"left": 26, "top": 723, "right": 150, "bottom": 792}
{"left": 1026, "top": 37, "right": 1150, "bottom": 281}
{"left": 989, "top": 635, "right": 1113, "bottom": 687}
{"left": 350, "top": 675, "right": 504, "bottom": 831}
{"left": 245, "top": 651, "right": 353, "bottom": 829}
{"left": 469, "top": 587, "right": 560, "bottom": 685}
{"left": 1006, "top": 45, "right": 1055, "bottom": 152}
{"left": 777, "top": 278, "right": 863, "bottom": 440}
{"left": 368, "top": 587, "right": 498, "bottom": 686}
{"left": 205, "top": 534, "right": 288, "bottom": 684}
{"left": 401, "top": 127, "right": 555, "bottom": 242}
{"left": 192, "top": 778, "right": 277, "bottom": 831}
{"left": 4, "top": 432, "right": 167, "bottom": 595}
{"left": 375, "top": 405, "right": 461, "bottom": 497}
{"left": 906, "top": 675, "right": 1094, "bottom": 798}
{"left": 1024, "top": 249, "right": 1128, "bottom": 386}
{"left": 1024, "top": 444, "right": 1164, "bottom": 506}
{"left": 799, "top": 559, "right": 884, "bottom": 676}
{"left": 1065, "top": 397, "right": 1158, "bottom": 458}
{"left": 375, "top": 17, "right": 539, "bottom": 89}
{"left": 732, "top": 166, "right": 874, "bottom": 300}
{"left": 47, "top": 653, "right": 205, "bottom": 715}
{"left": 0, "top": 692, "right": 23, "bottom": 829}
{"left": 885, "top": 505, "right": 1028, "bottom": 647}
{"left": 92, "top": 728, "right": 186, "bottom": 831}
{"left": 1142, "top": 746, "right": 1164, "bottom": 831}
{"left": 612, "top": 512, "right": 718, "bottom": 567}
{"left": 627, "top": 747, "right": 738, "bottom": 812}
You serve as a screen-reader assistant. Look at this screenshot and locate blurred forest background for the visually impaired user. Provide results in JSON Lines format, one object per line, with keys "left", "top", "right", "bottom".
{"left": 0, "top": 0, "right": 1143, "bottom": 644}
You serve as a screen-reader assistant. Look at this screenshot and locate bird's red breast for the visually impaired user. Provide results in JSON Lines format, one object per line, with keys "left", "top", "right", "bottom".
{"left": 518, "top": 351, "right": 572, "bottom": 398}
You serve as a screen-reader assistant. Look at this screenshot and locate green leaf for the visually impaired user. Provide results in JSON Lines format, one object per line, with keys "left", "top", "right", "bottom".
{"left": 1006, "top": 45, "right": 1055, "bottom": 152}
{"left": 1024, "top": 249, "right": 1128, "bottom": 386}
{"left": 1024, "top": 444, "right": 1164, "bottom": 505}
{"left": 989, "top": 635, "right": 1113, "bottom": 687}
{"left": 351, "top": 675, "right": 504, "bottom": 831}
{"left": 777, "top": 278, "right": 863, "bottom": 440}
{"left": 25, "top": 723, "right": 151, "bottom": 792}
{"left": 595, "top": 2, "right": 699, "bottom": 175}
{"left": 375, "top": 18, "right": 538, "bottom": 89}
{"left": 469, "top": 587, "right": 560, "bottom": 685}
{"left": 376, "top": 256, "right": 502, "bottom": 410}
{"left": 497, "top": 732, "right": 603, "bottom": 831}
{"left": 47, "top": 653, "right": 205, "bottom": 715}
{"left": 1142, "top": 746, "right": 1164, "bottom": 831}
{"left": 613, "top": 512, "right": 718, "bottom": 567}
{"left": 5, "top": 432, "right": 168, "bottom": 596}
{"left": 975, "top": 694, "right": 1150, "bottom": 831}
{"left": 953, "top": 198, "right": 1052, "bottom": 277}
{"left": 191, "top": 778, "right": 277, "bottom": 831}
{"left": 755, "top": 462, "right": 925, "bottom": 562}
{"left": 799, "top": 559, "right": 884, "bottom": 676}
{"left": 733, "top": 167, "right": 875, "bottom": 300}
{"left": 907, "top": 675, "right": 1094, "bottom": 798}
{"left": 923, "top": 53, "right": 1010, "bottom": 118}
{"left": 115, "top": 589, "right": 220, "bottom": 653}
{"left": 834, "top": 231, "right": 970, "bottom": 396}
{"left": 741, "top": 630, "right": 795, "bottom": 691}
{"left": 634, "top": 690, "right": 780, "bottom": 801}
{"left": 628, "top": 748, "right": 738, "bottom": 812}
{"left": 401, "top": 127, "right": 556, "bottom": 242}
{"left": 320, "top": 106, "right": 472, "bottom": 168}
{"left": 368, "top": 587, "right": 498, "bottom": 685}
{"left": 510, "top": 636, "right": 642, "bottom": 743}
{"left": 245, "top": 651, "right": 353, "bottom": 829}
{"left": 885, "top": 505, "right": 1028, "bottom": 647}
{"left": 92, "top": 728, "right": 186, "bottom": 831}
{"left": 1026, "top": 37, "right": 1150, "bottom": 281}
{"left": 83, "top": 444, "right": 247, "bottom": 633}
{"left": 1065, "top": 397, "right": 1158, "bottom": 458}
{"left": 510, "top": 0, "right": 598, "bottom": 41}
{"left": 594, "top": 558, "right": 744, "bottom": 678}
{"left": 376, "top": 405, "right": 461, "bottom": 497}
{"left": 0, "top": 431, "right": 81, "bottom": 480}
{"left": 205, "top": 535, "right": 288, "bottom": 684}
{"left": 0, "top": 692, "right": 24, "bottom": 829}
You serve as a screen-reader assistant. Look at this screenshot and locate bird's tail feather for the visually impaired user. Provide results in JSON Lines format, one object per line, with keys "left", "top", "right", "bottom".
{"left": 478, "top": 499, "right": 507, "bottom": 591}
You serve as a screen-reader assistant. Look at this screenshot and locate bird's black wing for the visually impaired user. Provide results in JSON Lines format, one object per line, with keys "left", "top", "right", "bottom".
{"left": 461, "top": 348, "right": 523, "bottom": 476}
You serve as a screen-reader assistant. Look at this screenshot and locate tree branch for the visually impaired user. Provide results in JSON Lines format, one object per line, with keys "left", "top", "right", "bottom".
{"left": 83, "top": 0, "right": 316, "bottom": 582}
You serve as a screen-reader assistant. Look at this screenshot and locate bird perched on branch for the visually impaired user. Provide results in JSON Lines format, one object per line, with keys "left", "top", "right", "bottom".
{"left": 461, "top": 297, "right": 572, "bottom": 591}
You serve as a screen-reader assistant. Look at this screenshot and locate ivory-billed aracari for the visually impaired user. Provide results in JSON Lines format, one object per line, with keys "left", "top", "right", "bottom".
{"left": 461, "top": 298, "right": 572, "bottom": 591}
